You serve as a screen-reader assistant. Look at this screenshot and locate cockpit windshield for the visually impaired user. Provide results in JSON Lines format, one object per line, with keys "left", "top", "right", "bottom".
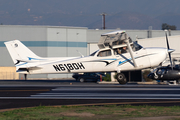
{"left": 90, "top": 50, "right": 98, "bottom": 56}
{"left": 132, "top": 42, "right": 143, "bottom": 51}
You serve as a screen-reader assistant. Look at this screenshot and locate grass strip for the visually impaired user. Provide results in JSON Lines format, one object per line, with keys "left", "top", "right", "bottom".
{"left": 0, "top": 105, "right": 180, "bottom": 120}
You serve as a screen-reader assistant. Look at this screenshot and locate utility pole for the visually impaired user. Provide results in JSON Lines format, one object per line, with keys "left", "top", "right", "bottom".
{"left": 100, "top": 13, "right": 107, "bottom": 29}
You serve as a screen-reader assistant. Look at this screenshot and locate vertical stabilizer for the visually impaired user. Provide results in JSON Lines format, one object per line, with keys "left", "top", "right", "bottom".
{"left": 4, "top": 40, "right": 40, "bottom": 65}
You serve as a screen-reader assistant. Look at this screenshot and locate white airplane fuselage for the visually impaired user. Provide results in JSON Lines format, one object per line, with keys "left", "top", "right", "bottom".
{"left": 21, "top": 47, "right": 167, "bottom": 75}
{"left": 4, "top": 29, "right": 171, "bottom": 77}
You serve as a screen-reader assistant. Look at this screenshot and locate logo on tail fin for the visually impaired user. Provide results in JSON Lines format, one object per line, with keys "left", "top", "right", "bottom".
{"left": 14, "top": 43, "right": 18, "bottom": 48}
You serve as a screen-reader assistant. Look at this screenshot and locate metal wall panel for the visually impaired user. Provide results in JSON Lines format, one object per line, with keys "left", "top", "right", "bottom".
{"left": 0, "top": 25, "right": 47, "bottom": 67}
{"left": 88, "top": 43, "right": 99, "bottom": 55}
{"left": 28, "top": 47, "right": 47, "bottom": 57}
{"left": 87, "top": 29, "right": 115, "bottom": 43}
{"left": 47, "top": 27, "right": 87, "bottom": 57}
{"left": 151, "top": 31, "right": 165, "bottom": 38}
{"left": 0, "top": 25, "right": 47, "bottom": 41}
{"left": 87, "top": 30, "right": 150, "bottom": 43}
{"left": 47, "top": 28, "right": 67, "bottom": 41}
{"left": 68, "top": 47, "right": 87, "bottom": 57}
{"left": 47, "top": 47, "right": 67, "bottom": 57}
{"left": 1, "top": 47, "right": 14, "bottom": 66}
{"left": 46, "top": 27, "right": 87, "bottom": 78}
{"left": 24, "top": 74, "right": 47, "bottom": 79}
{"left": 126, "top": 30, "right": 148, "bottom": 40}
{"left": 170, "top": 31, "right": 180, "bottom": 36}
{"left": 67, "top": 29, "right": 86, "bottom": 42}
{"left": 138, "top": 35, "right": 180, "bottom": 58}
{"left": 48, "top": 73, "right": 69, "bottom": 79}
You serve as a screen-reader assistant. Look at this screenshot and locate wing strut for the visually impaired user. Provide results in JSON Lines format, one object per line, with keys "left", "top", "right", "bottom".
{"left": 124, "top": 38, "right": 137, "bottom": 68}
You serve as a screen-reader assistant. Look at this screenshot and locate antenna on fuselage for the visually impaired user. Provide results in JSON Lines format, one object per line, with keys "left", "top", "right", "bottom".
{"left": 136, "top": 35, "right": 138, "bottom": 41}
{"left": 76, "top": 50, "right": 84, "bottom": 57}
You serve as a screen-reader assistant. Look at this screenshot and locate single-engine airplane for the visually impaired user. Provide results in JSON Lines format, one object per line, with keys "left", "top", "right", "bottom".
{"left": 4, "top": 30, "right": 173, "bottom": 84}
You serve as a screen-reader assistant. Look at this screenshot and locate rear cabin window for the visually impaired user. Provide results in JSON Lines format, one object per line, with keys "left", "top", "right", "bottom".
{"left": 97, "top": 50, "right": 111, "bottom": 57}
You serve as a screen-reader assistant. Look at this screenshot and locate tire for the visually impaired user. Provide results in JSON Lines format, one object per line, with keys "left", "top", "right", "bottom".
{"left": 176, "top": 79, "right": 180, "bottom": 84}
{"left": 79, "top": 78, "right": 85, "bottom": 82}
{"left": 116, "top": 73, "right": 127, "bottom": 85}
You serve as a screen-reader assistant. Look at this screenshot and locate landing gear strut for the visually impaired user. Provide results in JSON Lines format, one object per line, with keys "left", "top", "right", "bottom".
{"left": 116, "top": 73, "right": 127, "bottom": 85}
{"left": 24, "top": 74, "right": 27, "bottom": 80}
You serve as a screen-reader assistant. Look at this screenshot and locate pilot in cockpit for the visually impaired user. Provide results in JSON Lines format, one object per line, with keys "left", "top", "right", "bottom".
{"left": 121, "top": 46, "right": 127, "bottom": 53}
{"left": 114, "top": 46, "right": 127, "bottom": 55}
{"left": 114, "top": 44, "right": 129, "bottom": 55}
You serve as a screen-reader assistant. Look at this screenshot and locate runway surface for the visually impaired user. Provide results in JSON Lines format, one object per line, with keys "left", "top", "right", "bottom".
{"left": 1, "top": 80, "right": 180, "bottom": 109}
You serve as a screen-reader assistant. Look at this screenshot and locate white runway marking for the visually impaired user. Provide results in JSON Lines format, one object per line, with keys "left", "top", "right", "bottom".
{"left": 52, "top": 87, "right": 180, "bottom": 91}
{"left": 29, "top": 87, "right": 180, "bottom": 99}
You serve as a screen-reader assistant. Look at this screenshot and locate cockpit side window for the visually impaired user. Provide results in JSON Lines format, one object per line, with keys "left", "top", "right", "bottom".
{"left": 97, "top": 50, "right": 111, "bottom": 57}
{"left": 113, "top": 46, "right": 128, "bottom": 55}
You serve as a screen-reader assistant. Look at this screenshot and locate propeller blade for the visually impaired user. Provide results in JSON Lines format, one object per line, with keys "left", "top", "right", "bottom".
{"left": 165, "top": 30, "right": 173, "bottom": 70}
{"left": 168, "top": 53, "right": 173, "bottom": 69}
{"left": 165, "top": 32, "right": 170, "bottom": 50}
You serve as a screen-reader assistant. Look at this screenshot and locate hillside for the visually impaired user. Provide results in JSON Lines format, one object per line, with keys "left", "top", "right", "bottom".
{"left": 0, "top": 0, "right": 180, "bottom": 29}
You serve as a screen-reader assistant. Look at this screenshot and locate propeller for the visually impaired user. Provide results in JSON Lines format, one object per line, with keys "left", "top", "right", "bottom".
{"left": 165, "top": 30, "right": 174, "bottom": 70}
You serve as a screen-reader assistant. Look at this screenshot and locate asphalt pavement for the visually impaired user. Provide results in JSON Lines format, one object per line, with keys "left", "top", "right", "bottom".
{"left": 0, "top": 79, "right": 180, "bottom": 109}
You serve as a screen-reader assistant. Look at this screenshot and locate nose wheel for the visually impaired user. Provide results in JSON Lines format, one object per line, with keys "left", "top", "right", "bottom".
{"left": 116, "top": 73, "right": 127, "bottom": 84}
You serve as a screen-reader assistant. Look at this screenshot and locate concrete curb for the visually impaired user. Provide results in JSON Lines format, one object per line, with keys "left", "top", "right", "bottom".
{"left": 97, "top": 81, "right": 119, "bottom": 84}
{"left": 137, "top": 82, "right": 171, "bottom": 85}
{"left": 98, "top": 81, "right": 171, "bottom": 85}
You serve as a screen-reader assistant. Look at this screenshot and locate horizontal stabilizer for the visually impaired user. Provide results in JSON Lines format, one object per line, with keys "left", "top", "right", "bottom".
{"left": 16, "top": 66, "right": 42, "bottom": 72}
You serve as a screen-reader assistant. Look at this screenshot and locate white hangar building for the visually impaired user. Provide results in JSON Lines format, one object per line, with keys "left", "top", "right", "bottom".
{"left": 1, "top": 25, "right": 180, "bottom": 79}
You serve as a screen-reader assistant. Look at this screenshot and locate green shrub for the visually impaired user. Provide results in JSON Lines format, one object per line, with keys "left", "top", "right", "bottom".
{"left": 102, "top": 73, "right": 111, "bottom": 81}
{"left": 142, "top": 70, "right": 153, "bottom": 82}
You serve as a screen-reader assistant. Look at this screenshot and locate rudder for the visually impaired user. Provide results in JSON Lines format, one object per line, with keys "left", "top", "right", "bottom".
{"left": 4, "top": 40, "right": 40, "bottom": 65}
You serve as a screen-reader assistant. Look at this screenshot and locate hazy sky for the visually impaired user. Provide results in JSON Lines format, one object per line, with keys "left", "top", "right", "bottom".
{"left": 0, "top": 0, "right": 180, "bottom": 29}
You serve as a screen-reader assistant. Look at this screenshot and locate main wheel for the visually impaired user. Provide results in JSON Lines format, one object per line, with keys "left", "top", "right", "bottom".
{"left": 79, "top": 78, "right": 85, "bottom": 82}
{"left": 116, "top": 73, "right": 127, "bottom": 84}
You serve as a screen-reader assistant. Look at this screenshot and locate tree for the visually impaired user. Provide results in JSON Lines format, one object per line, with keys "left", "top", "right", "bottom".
{"left": 162, "top": 23, "right": 177, "bottom": 30}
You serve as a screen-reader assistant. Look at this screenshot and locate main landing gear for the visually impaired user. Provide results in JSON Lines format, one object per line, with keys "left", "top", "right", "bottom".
{"left": 116, "top": 73, "right": 127, "bottom": 85}
{"left": 24, "top": 74, "right": 27, "bottom": 80}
